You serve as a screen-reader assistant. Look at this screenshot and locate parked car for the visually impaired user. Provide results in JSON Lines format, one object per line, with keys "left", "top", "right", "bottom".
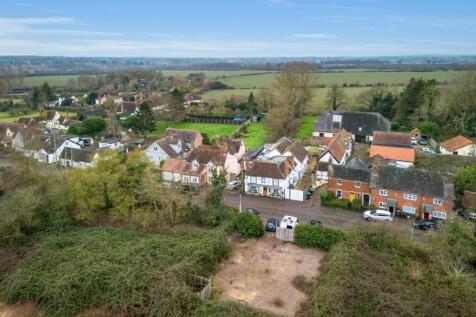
{"left": 419, "top": 136, "right": 428, "bottom": 145}
{"left": 226, "top": 180, "right": 241, "bottom": 190}
{"left": 413, "top": 220, "right": 438, "bottom": 230}
{"left": 280, "top": 215, "right": 299, "bottom": 229}
{"left": 233, "top": 116, "right": 246, "bottom": 124}
{"left": 180, "top": 184, "right": 198, "bottom": 194}
{"left": 308, "top": 219, "right": 322, "bottom": 225}
{"left": 363, "top": 209, "right": 393, "bottom": 221}
{"left": 246, "top": 208, "right": 261, "bottom": 217}
{"left": 411, "top": 137, "right": 417, "bottom": 145}
{"left": 265, "top": 218, "right": 279, "bottom": 232}
{"left": 420, "top": 147, "right": 431, "bottom": 153}
{"left": 306, "top": 187, "right": 316, "bottom": 199}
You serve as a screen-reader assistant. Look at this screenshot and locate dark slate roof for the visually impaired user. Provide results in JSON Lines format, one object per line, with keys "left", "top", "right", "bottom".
{"left": 246, "top": 157, "right": 294, "bottom": 179}
{"left": 287, "top": 142, "right": 308, "bottom": 163}
{"left": 376, "top": 165, "right": 452, "bottom": 198}
{"left": 314, "top": 111, "right": 390, "bottom": 137}
{"left": 186, "top": 146, "right": 227, "bottom": 166}
{"left": 347, "top": 157, "right": 368, "bottom": 170}
{"left": 331, "top": 161, "right": 371, "bottom": 182}
{"left": 156, "top": 139, "right": 179, "bottom": 157}
{"left": 60, "top": 147, "right": 96, "bottom": 163}
{"left": 164, "top": 128, "right": 201, "bottom": 145}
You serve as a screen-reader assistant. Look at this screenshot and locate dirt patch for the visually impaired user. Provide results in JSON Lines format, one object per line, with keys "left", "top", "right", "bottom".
{"left": 214, "top": 234, "right": 324, "bottom": 316}
{"left": 0, "top": 302, "right": 38, "bottom": 317}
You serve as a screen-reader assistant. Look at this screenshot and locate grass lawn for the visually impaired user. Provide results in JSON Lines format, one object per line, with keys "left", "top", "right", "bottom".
{"left": 23, "top": 75, "right": 80, "bottom": 87}
{"left": 294, "top": 115, "right": 317, "bottom": 139}
{"left": 0, "top": 111, "right": 76, "bottom": 123}
{"left": 153, "top": 121, "right": 238, "bottom": 140}
{"left": 241, "top": 123, "right": 269, "bottom": 149}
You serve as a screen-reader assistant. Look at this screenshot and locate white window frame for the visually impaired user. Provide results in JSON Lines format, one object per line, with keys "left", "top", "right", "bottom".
{"left": 404, "top": 193, "right": 417, "bottom": 201}
{"left": 260, "top": 177, "right": 266, "bottom": 184}
{"left": 402, "top": 206, "right": 416, "bottom": 214}
{"left": 431, "top": 211, "right": 446, "bottom": 219}
{"left": 355, "top": 181, "right": 361, "bottom": 188}
{"left": 433, "top": 198, "right": 443, "bottom": 205}
{"left": 336, "top": 190, "right": 342, "bottom": 198}
{"left": 250, "top": 176, "right": 257, "bottom": 183}
{"left": 191, "top": 177, "right": 198, "bottom": 183}
{"left": 379, "top": 202, "right": 387, "bottom": 209}
{"left": 379, "top": 189, "right": 387, "bottom": 196}
{"left": 337, "top": 178, "right": 343, "bottom": 185}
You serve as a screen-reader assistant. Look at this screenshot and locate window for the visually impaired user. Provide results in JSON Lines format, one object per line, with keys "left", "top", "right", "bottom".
{"left": 319, "top": 133, "right": 324, "bottom": 137}
{"left": 250, "top": 176, "right": 257, "bottom": 183}
{"left": 402, "top": 206, "right": 416, "bottom": 214}
{"left": 249, "top": 186, "right": 257, "bottom": 193}
{"left": 191, "top": 177, "right": 198, "bottom": 183}
{"left": 336, "top": 190, "right": 342, "bottom": 198}
{"left": 379, "top": 202, "right": 387, "bottom": 209}
{"left": 433, "top": 198, "right": 443, "bottom": 205}
{"left": 337, "top": 179, "right": 343, "bottom": 185}
{"left": 355, "top": 181, "right": 361, "bottom": 188}
{"left": 183, "top": 176, "right": 189, "bottom": 183}
{"left": 154, "top": 146, "right": 158, "bottom": 151}
{"left": 379, "top": 189, "right": 387, "bottom": 196}
{"left": 404, "top": 193, "right": 417, "bottom": 200}
{"left": 260, "top": 177, "right": 266, "bottom": 184}
{"left": 432, "top": 211, "right": 446, "bottom": 219}
{"left": 273, "top": 179, "right": 279, "bottom": 186}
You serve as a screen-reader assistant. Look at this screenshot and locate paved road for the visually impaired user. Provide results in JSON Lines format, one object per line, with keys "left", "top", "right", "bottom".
{"left": 223, "top": 190, "right": 426, "bottom": 240}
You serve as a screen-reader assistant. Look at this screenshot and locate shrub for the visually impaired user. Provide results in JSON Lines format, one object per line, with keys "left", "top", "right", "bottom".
{"left": 351, "top": 199, "right": 362, "bottom": 211}
{"left": 233, "top": 212, "right": 264, "bottom": 238}
{"left": 294, "top": 224, "right": 346, "bottom": 251}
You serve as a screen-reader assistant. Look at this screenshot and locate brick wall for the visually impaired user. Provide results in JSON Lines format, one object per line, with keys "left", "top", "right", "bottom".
{"left": 328, "top": 177, "right": 371, "bottom": 199}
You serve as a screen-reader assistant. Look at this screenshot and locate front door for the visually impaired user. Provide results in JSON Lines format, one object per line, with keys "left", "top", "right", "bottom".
{"left": 349, "top": 192, "right": 355, "bottom": 202}
{"left": 262, "top": 187, "right": 268, "bottom": 197}
{"left": 389, "top": 206, "right": 395, "bottom": 214}
{"left": 423, "top": 212, "right": 430, "bottom": 220}
{"left": 363, "top": 194, "right": 370, "bottom": 207}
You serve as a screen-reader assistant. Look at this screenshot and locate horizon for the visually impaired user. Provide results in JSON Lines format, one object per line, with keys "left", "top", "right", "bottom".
{"left": 1, "top": 0, "right": 475, "bottom": 57}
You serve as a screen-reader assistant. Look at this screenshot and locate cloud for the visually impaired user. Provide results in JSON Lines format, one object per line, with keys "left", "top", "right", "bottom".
{"left": 292, "top": 33, "right": 337, "bottom": 39}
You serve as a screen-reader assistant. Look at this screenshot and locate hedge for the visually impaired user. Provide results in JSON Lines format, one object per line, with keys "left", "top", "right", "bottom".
{"left": 320, "top": 191, "right": 363, "bottom": 211}
{"left": 233, "top": 212, "right": 264, "bottom": 238}
{"left": 294, "top": 224, "right": 346, "bottom": 251}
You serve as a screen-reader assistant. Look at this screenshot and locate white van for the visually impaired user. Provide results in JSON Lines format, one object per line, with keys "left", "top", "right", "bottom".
{"left": 280, "top": 215, "right": 299, "bottom": 229}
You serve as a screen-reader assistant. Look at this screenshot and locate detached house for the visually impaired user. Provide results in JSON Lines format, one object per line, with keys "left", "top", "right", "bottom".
{"left": 145, "top": 129, "right": 203, "bottom": 165}
{"left": 244, "top": 156, "right": 300, "bottom": 199}
{"left": 163, "top": 128, "right": 203, "bottom": 149}
{"left": 369, "top": 131, "right": 415, "bottom": 168}
{"left": 0, "top": 123, "right": 22, "bottom": 148}
{"left": 186, "top": 145, "right": 241, "bottom": 182}
{"left": 439, "top": 135, "right": 476, "bottom": 156}
{"left": 317, "top": 130, "right": 353, "bottom": 165}
{"left": 161, "top": 158, "right": 207, "bottom": 186}
{"left": 313, "top": 111, "right": 390, "bottom": 143}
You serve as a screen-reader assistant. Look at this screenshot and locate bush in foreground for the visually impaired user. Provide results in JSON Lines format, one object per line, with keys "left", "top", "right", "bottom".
{"left": 233, "top": 212, "right": 264, "bottom": 238}
{"left": 0, "top": 227, "right": 237, "bottom": 317}
{"left": 294, "top": 224, "right": 346, "bottom": 251}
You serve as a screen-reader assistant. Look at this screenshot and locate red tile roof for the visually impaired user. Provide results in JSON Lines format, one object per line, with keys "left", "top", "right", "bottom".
{"left": 369, "top": 145, "right": 415, "bottom": 162}
{"left": 440, "top": 135, "right": 474, "bottom": 152}
{"left": 373, "top": 131, "right": 411, "bottom": 146}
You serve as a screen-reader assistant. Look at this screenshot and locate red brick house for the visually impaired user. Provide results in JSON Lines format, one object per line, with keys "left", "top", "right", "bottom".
{"left": 370, "top": 166, "right": 453, "bottom": 220}
{"left": 327, "top": 158, "right": 372, "bottom": 206}
{"left": 327, "top": 160, "right": 454, "bottom": 219}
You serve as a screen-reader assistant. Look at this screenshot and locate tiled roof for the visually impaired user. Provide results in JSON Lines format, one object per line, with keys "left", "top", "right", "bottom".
{"left": 161, "top": 157, "right": 206, "bottom": 176}
{"left": 440, "top": 135, "right": 474, "bottom": 152}
{"left": 246, "top": 157, "right": 295, "bottom": 179}
{"left": 369, "top": 145, "right": 415, "bottom": 162}
{"left": 186, "top": 146, "right": 227, "bottom": 166}
{"left": 331, "top": 160, "right": 371, "bottom": 182}
{"left": 287, "top": 142, "right": 308, "bottom": 163}
{"left": 156, "top": 139, "right": 179, "bottom": 157}
{"left": 60, "top": 147, "right": 96, "bottom": 163}
{"left": 375, "top": 165, "right": 452, "bottom": 199}
{"left": 164, "top": 128, "right": 201, "bottom": 145}
{"left": 372, "top": 131, "right": 412, "bottom": 147}
{"left": 224, "top": 139, "right": 242, "bottom": 155}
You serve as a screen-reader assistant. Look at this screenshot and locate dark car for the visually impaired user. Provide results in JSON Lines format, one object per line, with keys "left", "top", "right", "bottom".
{"left": 308, "top": 219, "right": 322, "bottom": 225}
{"left": 306, "top": 187, "right": 316, "bottom": 200}
{"left": 246, "top": 208, "right": 261, "bottom": 217}
{"left": 265, "top": 218, "right": 279, "bottom": 232}
{"left": 414, "top": 220, "right": 438, "bottom": 230}
{"left": 419, "top": 135, "right": 428, "bottom": 145}
{"left": 180, "top": 184, "right": 198, "bottom": 195}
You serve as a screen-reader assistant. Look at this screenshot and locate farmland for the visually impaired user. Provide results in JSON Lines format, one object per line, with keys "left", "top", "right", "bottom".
{"left": 0, "top": 111, "right": 76, "bottom": 123}
{"left": 23, "top": 75, "right": 80, "bottom": 87}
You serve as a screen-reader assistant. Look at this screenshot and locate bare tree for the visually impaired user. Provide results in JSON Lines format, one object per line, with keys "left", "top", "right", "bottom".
{"left": 325, "top": 84, "right": 347, "bottom": 110}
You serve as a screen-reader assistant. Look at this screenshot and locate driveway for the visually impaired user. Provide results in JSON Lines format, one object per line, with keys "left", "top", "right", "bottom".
{"left": 223, "top": 191, "right": 426, "bottom": 240}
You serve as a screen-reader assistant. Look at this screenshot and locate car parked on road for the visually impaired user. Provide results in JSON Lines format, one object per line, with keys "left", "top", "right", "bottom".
{"left": 363, "top": 209, "right": 393, "bottom": 221}
{"left": 420, "top": 147, "right": 431, "bottom": 154}
{"left": 419, "top": 136, "right": 428, "bottom": 145}
{"left": 413, "top": 220, "right": 438, "bottom": 230}
{"left": 308, "top": 219, "right": 322, "bottom": 225}
{"left": 226, "top": 180, "right": 241, "bottom": 190}
{"left": 265, "top": 218, "right": 279, "bottom": 232}
{"left": 411, "top": 137, "right": 417, "bottom": 145}
{"left": 246, "top": 208, "right": 261, "bottom": 217}
{"left": 306, "top": 186, "right": 316, "bottom": 200}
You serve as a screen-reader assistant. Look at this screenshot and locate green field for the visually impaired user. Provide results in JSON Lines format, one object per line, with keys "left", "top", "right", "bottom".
{"left": 0, "top": 111, "right": 76, "bottom": 123}
{"left": 161, "top": 70, "right": 275, "bottom": 79}
{"left": 221, "top": 70, "right": 464, "bottom": 89}
{"left": 153, "top": 121, "right": 268, "bottom": 149}
{"left": 202, "top": 86, "right": 374, "bottom": 113}
{"left": 23, "top": 75, "right": 80, "bottom": 87}
{"left": 294, "top": 115, "right": 317, "bottom": 139}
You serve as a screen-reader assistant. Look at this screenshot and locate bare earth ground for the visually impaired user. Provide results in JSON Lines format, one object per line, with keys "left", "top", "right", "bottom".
{"left": 214, "top": 234, "right": 324, "bottom": 316}
{"left": 0, "top": 302, "right": 37, "bottom": 317}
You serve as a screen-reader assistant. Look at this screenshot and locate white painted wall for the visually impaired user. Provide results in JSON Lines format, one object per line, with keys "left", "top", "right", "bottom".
{"left": 440, "top": 144, "right": 476, "bottom": 156}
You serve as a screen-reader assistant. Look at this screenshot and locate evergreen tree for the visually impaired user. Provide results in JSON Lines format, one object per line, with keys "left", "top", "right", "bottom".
{"left": 31, "top": 87, "right": 41, "bottom": 109}
{"left": 135, "top": 101, "right": 156, "bottom": 135}
{"left": 41, "top": 82, "right": 54, "bottom": 103}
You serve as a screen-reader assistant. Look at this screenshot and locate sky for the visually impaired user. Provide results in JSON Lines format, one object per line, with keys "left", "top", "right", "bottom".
{"left": 1, "top": 0, "right": 475, "bottom": 57}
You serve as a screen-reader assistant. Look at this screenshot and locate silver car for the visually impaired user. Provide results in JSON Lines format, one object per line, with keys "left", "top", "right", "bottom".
{"left": 226, "top": 180, "right": 241, "bottom": 190}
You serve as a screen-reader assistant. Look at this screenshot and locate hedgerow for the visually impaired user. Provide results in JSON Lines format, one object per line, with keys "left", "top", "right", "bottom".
{"left": 294, "top": 224, "right": 346, "bottom": 251}
{"left": 233, "top": 212, "right": 264, "bottom": 238}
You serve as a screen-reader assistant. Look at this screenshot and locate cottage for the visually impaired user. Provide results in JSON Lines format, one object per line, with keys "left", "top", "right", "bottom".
{"left": 0, "top": 123, "right": 22, "bottom": 148}
{"left": 244, "top": 156, "right": 300, "bottom": 199}
{"left": 317, "top": 130, "right": 352, "bottom": 165}
{"left": 59, "top": 147, "right": 99, "bottom": 168}
{"left": 313, "top": 111, "right": 390, "bottom": 143}
{"left": 186, "top": 145, "right": 240, "bottom": 182}
{"left": 163, "top": 128, "right": 203, "bottom": 149}
{"left": 144, "top": 138, "right": 181, "bottom": 165}
{"left": 439, "top": 135, "right": 476, "bottom": 156}
{"left": 369, "top": 131, "right": 415, "bottom": 168}
{"left": 370, "top": 166, "right": 453, "bottom": 220}
{"left": 161, "top": 157, "right": 207, "bottom": 187}
{"left": 327, "top": 158, "right": 372, "bottom": 206}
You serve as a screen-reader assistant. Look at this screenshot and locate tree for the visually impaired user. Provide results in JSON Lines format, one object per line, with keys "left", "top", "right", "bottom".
{"left": 325, "top": 84, "right": 347, "bottom": 110}
{"left": 454, "top": 163, "right": 476, "bottom": 195}
{"left": 41, "top": 82, "right": 54, "bottom": 103}
{"left": 363, "top": 87, "right": 398, "bottom": 119}
{"left": 436, "top": 71, "right": 476, "bottom": 135}
{"left": 205, "top": 168, "right": 227, "bottom": 209}
{"left": 30, "top": 87, "right": 41, "bottom": 109}
{"left": 417, "top": 121, "right": 442, "bottom": 140}
{"left": 275, "top": 62, "right": 315, "bottom": 118}
{"left": 86, "top": 92, "right": 97, "bottom": 105}
{"left": 133, "top": 102, "right": 156, "bottom": 135}
{"left": 396, "top": 78, "right": 438, "bottom": 125}
{"left": 247, "top": 91, "right": 256, "bottom": 105}
{"left": 67, "top": 118, "right": 106, "bottom": 136}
